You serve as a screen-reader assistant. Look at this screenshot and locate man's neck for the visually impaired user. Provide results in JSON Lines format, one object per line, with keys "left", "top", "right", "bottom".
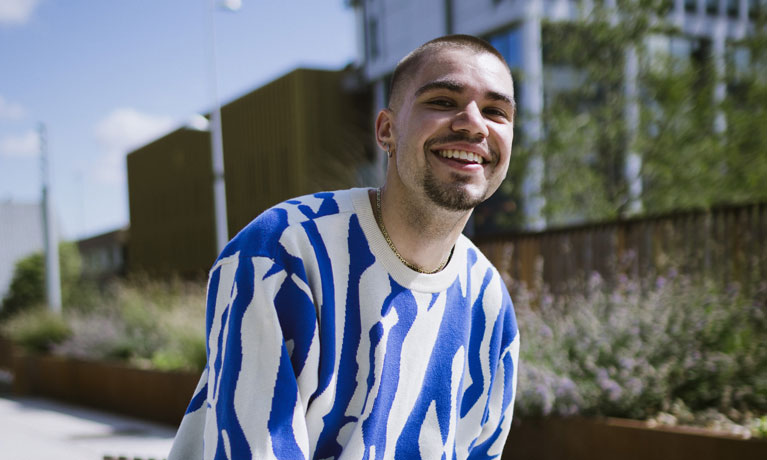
{"left": 369, "top": 186, "right": 471, "bottom": 273}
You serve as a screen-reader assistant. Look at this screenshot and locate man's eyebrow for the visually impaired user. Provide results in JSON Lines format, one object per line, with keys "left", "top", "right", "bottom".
{"left": 487, "top": 90, "right": 514, "bottom": 106}
{"left": 414, "top": 79, "right": 464, "bottom": 97}
{"left": 414, "top": 79, "right": 514, "bottom": 107}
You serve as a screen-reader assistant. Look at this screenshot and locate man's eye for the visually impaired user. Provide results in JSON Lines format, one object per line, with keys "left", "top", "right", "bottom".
{"left": 484, "top": 108, "right": 509, "bottom": 119}
{"left": 427, "top": 99, "right": 454, "bottom": 108}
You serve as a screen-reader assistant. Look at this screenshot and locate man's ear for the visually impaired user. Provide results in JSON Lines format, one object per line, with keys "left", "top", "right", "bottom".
{"left": 375, "top": 108, "right": 395, "bottom": 152}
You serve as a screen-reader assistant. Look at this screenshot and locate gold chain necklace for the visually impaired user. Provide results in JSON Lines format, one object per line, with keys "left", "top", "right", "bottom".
{"left": 374, "top": 188, "right": 451, "bottom": 274}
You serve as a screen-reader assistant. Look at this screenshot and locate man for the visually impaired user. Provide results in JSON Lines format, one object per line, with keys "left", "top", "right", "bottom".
{"left": 169, "top": 34, "right": 519, "bottom": 460}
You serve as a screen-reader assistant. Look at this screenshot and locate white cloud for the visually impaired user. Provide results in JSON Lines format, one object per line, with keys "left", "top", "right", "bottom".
{"left": 0, "top": 130, "right": 39, "bottom": 157}
{"left": 93, "top": 108, "right": 175, "bottom": 184}
{"left": 0, "top": 95, "right": 26, "bottom": 120}
{"left": 0, "top": 0, "right": 40, "bottom": 25}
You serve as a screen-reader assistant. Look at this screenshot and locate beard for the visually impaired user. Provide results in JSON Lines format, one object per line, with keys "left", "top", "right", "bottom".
{"left": 419, "top": 133, "right": 497, "bottom": 211}
{"left": 422, "top": 168, "right": 486, "bottom": 211}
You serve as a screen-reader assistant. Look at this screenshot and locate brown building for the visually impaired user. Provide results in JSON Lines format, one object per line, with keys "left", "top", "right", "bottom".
{"left": 77, "top": 228, "right": 129, "bottom": 282}
{"left": 127, "top": 68, "right": 372, "bottom": 277}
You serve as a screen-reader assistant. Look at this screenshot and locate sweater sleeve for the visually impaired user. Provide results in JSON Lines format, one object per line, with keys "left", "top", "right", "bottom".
{"left": 168, "top": 252, "right": 320, "bottom": 460}
{"left": 467, "top": 290, "right": 520, "bottom": 460}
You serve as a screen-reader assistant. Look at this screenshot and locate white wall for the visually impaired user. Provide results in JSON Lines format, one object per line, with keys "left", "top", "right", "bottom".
{"left": 0, "top": 202, "right": 43, "bottom": 302}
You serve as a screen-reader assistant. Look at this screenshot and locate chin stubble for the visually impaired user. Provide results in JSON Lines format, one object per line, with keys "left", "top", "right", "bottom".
{"left": 422, "top": 169, "right": 486, "bottom": 211}
{"left": 420, "top": 135, "right": 496, "bottom": 211}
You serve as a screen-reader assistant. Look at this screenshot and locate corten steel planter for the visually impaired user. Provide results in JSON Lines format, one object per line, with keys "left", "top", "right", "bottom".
{"left": 0, "top": 335, "right": 12, "bottom": 370}
{"left": 11, "top": 347, "right": 200, "bottom": 426}
{"left": 9, "top": 346, "right": 767, "bottom": 456}
{"left": 504, "top": 416, "right": 767, "bottom": 460}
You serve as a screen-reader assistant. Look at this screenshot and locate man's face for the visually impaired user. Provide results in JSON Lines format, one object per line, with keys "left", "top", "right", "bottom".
{"left": 387, "top": 47, "right": 515, "bottom": 211}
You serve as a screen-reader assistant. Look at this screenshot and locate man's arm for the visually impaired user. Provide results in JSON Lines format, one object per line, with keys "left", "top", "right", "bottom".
{"left": 468, "top": 289, "right": 520, "bottom": 460}
{"left": 168, "top": 252, "right": 319, "bottom": 460}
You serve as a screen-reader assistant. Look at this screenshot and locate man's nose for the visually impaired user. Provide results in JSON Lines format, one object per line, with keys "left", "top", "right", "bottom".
{"left": 451, "top": 102, "right": 489, "bottom": 138}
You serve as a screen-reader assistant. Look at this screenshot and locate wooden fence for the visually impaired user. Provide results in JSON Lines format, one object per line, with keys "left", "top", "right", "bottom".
{"left": 476, "top": 201, "right": 767, "bottom": 294}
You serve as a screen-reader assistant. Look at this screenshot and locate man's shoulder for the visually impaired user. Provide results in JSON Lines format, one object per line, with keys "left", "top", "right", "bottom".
{"left": 216, "top": 188, "right": 363, "bottom": 263}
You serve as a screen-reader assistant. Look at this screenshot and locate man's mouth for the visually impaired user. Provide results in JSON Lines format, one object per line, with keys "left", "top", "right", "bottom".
{"left": 436, "top": 149, "right": 485, "bottom": 165}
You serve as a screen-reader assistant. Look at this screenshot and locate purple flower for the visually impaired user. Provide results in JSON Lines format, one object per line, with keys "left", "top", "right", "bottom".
{"left": 656, "top": 276, "right": 667, "bottom": 289}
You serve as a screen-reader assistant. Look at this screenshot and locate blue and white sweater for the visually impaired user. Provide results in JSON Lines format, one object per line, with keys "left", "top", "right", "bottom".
{"left": 168, "top": 188, "right": 519, "bottom": 460}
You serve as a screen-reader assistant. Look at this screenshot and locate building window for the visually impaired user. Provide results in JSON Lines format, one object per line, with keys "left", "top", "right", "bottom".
{"left": 646, "top": 34, "right": 695, "bottom": 73}
{"left": 705, "top": 0, "right": 719, "bottom": 15}
{"left": 684, "top": 0, "right": 697, "bottom": 13}
{"left": 726, "top": 0, "right": 740, "bottom": 17}
{"left": 486, "top": 26, "right": 524, "bottom": 70}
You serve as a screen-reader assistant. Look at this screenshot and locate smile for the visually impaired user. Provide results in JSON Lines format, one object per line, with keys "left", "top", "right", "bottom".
{"left": 436, "top": 149, "right": 485, "bottom": 165}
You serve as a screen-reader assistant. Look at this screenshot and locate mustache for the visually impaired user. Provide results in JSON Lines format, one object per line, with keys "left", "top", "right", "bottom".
{"left": 423, "top": 133, "right": 497, "bottom": 162}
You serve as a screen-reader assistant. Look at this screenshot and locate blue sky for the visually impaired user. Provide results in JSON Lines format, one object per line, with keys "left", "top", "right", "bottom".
{"left": 0, "top": 0, "right": 358, "bottom": 240}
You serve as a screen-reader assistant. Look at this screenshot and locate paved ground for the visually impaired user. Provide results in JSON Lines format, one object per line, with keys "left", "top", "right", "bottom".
{"left": 0, "top": 394, "right": 176, "bottom": 460}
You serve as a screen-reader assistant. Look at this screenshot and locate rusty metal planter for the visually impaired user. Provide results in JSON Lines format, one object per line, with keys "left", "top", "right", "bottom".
{"left": 10, "top": 347, "right": 199, "bottom": 426}
{"left": 504, "top": 416, "right": 767, "bottom": 460}
{"left": 8, "top": 345, "right": 767, "bottom": 457}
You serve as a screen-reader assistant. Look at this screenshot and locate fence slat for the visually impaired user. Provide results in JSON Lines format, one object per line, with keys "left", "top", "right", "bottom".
{"left": 476, "top": 202, "right": 766, "bottom": 294}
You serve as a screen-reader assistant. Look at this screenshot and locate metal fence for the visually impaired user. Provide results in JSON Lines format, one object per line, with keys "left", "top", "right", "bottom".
{"left": 476, "top": 202, "right": 767, "bottom": 294}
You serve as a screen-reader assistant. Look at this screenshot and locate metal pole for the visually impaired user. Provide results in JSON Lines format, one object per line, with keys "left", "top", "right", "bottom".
{"left": 207, "top": 0, "right": 229, "bottom": 254}
{"left": 39, "top": 123, "right": 62, "bottom": 313}
{"left": 520, "top": 0, "right": 546, "bottom": 230}
{"left": 624, "top": 45, "right": 643, "bottom": 215}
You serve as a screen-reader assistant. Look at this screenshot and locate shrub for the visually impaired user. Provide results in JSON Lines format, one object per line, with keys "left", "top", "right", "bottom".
{"left": 53, "top": 277, "right": 207, "bottom": 372}
{"left": 0, "top": 242, "right": 85, "bottom": 320}
{"left": 513, "top": 273, "right": 767, "bottom": 422}
{"left": 1, "top": 307, "right": 72, "bottom": 353}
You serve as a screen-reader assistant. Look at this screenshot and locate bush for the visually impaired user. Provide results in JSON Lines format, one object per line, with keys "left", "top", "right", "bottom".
{"left": 1, "top": 307, "right": 72, "bottom": 353}
{"left": 0, "top": 242, "right": 85, "bottom": 320}
{"left": 53, "top": 277, "right": 207, "bottom": 372}
{"left": 514, "top": 273, "right": 767, "bottom": 423}
{"left": 2, "top": 276, "right": 207, "bottom": 372}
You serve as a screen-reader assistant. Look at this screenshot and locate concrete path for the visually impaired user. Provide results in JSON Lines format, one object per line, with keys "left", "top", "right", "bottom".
{"left": 0, "top": 395, "right": 176, "bottom": 460}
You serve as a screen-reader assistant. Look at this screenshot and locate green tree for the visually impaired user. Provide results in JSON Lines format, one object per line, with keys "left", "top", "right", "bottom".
{"left": 477, "top": 3, "right": 765, "bottom": 234}
{"left": 639, "top": 12, "right": 767, "bottom": 213}
{"left": 0, "top": 242, "right": 84, "bottom": 320}
{"left": 537, "top": 2, "right": 765, "bottom": 225}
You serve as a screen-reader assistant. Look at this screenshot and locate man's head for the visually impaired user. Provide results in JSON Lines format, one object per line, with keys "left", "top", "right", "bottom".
{"left": 376, "top": 35, "right": 515, "bottom": 212}
{"left": 387, "top": 35, "right": 512, "bottom": 112}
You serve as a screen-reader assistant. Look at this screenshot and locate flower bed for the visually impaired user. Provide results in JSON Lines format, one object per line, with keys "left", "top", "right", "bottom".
{"left": 512, "top": 272, "right": 767, "bottom": 438}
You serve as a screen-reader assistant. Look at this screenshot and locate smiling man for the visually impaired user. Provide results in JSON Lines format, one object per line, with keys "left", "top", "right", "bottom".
{"left": 169, "top": 35, "right": 519, "bottom": 460}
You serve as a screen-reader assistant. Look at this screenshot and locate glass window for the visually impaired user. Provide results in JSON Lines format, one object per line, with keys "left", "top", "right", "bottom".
{"left": 705, "top": 0, "right": 719, "bottom": 15}
{"left": 487, "top": 26, "right": 524, "bottom": 70}
{"left": 728, "top": 44, "right": 751, "bottom": 79}
{"left": 726, "top": 0, "right": 740, "bottom": 17}
{"left": 684, "top": 0, "right": 697, "bottom": 13}
{"left": 645, "top": 34, "right": 694, "bottom": 73}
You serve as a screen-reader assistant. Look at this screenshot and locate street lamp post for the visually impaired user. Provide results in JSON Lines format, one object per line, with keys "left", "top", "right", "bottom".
{"left": 39, "top": 123, "right": 62, "bottom": 313}
{"left": 205, "top": 0, "right": 240, "bottom": 255}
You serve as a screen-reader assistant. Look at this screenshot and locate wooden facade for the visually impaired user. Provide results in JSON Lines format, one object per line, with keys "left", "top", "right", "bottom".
{"left": 127, "top": 68, "right": 372, "bottom": 276}
{"left": 127, "top": 129, "right": 216, "bottom": 276}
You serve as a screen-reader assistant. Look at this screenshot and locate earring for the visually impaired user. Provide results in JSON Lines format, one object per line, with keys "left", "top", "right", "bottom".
{"left": 385, "top": 143, "right": 392, "bottom": 158}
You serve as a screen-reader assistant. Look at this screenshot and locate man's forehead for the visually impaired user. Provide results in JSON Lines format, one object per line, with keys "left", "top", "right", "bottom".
{"left": 409, "top": 48, "right": 513, "bottom": 95}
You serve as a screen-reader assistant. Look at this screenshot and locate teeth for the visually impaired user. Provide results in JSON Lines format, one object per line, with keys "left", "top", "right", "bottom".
{"left": 439, "top": 149, "right": 484, "bottom": 164}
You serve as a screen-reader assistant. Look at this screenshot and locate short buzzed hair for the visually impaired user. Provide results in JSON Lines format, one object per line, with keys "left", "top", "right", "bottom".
{"left": 387, "top": 34, "right": 511, "bottom": 110}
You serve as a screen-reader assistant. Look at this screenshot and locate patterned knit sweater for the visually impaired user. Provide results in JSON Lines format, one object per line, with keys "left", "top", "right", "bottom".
{"left": 168, "top": 188, "right": 519, "bottom": 460}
